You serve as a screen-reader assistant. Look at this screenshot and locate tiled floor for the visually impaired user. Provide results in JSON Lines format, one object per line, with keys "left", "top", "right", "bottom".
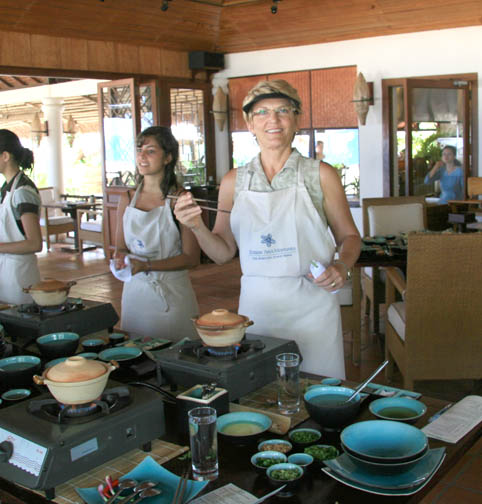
{"left": 36, "top": 242, "right": 482, "bottom": 502}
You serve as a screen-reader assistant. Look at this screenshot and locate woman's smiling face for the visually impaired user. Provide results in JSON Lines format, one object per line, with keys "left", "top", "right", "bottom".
{"left": 136, "top": 136, "right": 171, "bottom": 176}
{"left": 247, "top": 98, "right": 299, "bottom": 151}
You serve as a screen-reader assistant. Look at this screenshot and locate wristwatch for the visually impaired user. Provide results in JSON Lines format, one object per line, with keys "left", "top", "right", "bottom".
{"left": 334, "top": 259, "right": 352, "bottom": 281}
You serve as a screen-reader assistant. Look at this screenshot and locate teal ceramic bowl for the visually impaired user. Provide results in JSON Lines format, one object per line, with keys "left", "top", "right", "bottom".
{"left": 340, "top": 420, "right": 429, "bottom": 464}
{"left": 36, "top": 332, "right": 79, "bottom": 360}
{"left": 1, "top": 388, "right": 31, "bottom": 401}
{"left": 287, "top": 453, "right": 314, "bottom": 470}
{"left": 109, "top": 332, "right": 126, "bottom": 345}
{"left": 98, "top": 347, "right": 142, "bottom": 362}
{"left": 321, "top": 377, "right": 342, "bottom": 386}
{"left": 217, "top": 412, "right": 272, "bottom": 444}
{"left": 369, "top": 397, "right": 427, "bottom": 423}
{"left": 251, "top": 451, "right": 287, "bottom": 474}
{"left": 0, "top": 355, "right": 41, "bottom": 388}
{"left": 76, "top": 352, "right": 98, "bottom": 360}
{"left": 257, "top": 439, "right": 293, "bottom": 454}
{"left": 266, "top": 463, "right": 304, "bottom": 491}
{"left": 81, "top": 338, "right": 105, "bottom": 353}
{"left": 45, "top": 356, "right": 68, "bottom": 368}
{"left": 288, "top": 428, "right": 322, "bottom": 449}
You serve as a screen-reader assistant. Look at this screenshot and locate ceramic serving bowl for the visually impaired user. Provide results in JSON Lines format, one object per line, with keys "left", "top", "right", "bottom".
{"left": 303, "top": 386, "right": 361, "bottom": 429}
{"left": 192, "top": 309, "right": 253, "bottom": 347}
{"left": 217, "top": 411, "right": 272, "bottom": 444}
{"left": 303, "top": 444, "right": 339, "bottom": 467}
{"left": 0, "top": 355, "right": 41, "bottom": 388}
{"left": 369, "top": 397, "right": 427, "bottom": 423}
{"left": 108, "top": 332, "right": 127, "bottom": 345}
{"left": 98, "top": 346, "right": 142, "bottom": 362}
{"left": 33, "top": 356, "right": 118, "bottom": 404}
{"left": 36, "top": 332, "right": 80, "bottom": 360}
{"left": 250, "top": 451, "right": 287, "bottom": 474}
{"left": 23, "top": 278, "right": 76, "bottom": 306}
{"left": 287, "top": 453, "right": 314, "bottom": 470}
{"left": 340, "top": 420, "right": 429, "bottom": 465}
{"left": 266, "top": 463, "right": 304, "bottom": 492}
{"left": 81, "top": 338, "right": 106, "bottom": 353}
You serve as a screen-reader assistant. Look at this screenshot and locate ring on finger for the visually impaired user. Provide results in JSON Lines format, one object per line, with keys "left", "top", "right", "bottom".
{"left": 330, "top": 281, "right": 336, "bottom": 288}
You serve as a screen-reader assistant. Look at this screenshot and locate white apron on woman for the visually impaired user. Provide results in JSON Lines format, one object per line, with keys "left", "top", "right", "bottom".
{"left": 0, "top": 173, "right": 40, "bottom": 305}
{"left": 120, "top": 185, "right": 199, "bottom": 341}
{"left": 231, "top": 158, "right": 345, "bottom": 379}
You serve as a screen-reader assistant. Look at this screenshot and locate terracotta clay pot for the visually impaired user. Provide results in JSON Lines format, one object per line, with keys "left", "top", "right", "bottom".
{"left": 23, "top": 278, "right": 77, "bottom": 306}
{"left": 192, "top": 308, "right": 253, "bottom": 347}
{"left": 33, "top": 356, "right": 118, "bottom": 404}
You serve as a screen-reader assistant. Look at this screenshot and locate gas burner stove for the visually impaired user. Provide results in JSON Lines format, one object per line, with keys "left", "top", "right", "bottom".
{"left": 154, "top": 333, "right": 300, "bottom": 401}
{"left": 0, "top": 298, "right": 119, "bottom": 348}
{"left": 0, "top": 382, "right": 165, "bottom": 499}
{"left": 180, "top": 338, "right": 266, "bottom": 360}
{"left": 28, "top": 386, "right": 132, "bottom": 424}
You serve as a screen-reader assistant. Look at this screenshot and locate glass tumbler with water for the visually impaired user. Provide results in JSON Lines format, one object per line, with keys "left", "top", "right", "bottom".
{"left": 188, "top": 407, "right": 218, "bottom": 481}
{"left": 276, "top": 353, "right": 301, "bottom": 415}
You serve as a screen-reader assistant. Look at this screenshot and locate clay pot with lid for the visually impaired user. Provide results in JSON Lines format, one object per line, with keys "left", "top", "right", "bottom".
{"left": 23, "top": 278, "right": 77, "bottom": 306}
{"left": 33, "top": 356, "right": 118, "bottom": 404}
{"left": 192, "top": 309, "right": 253, "bottom": 347}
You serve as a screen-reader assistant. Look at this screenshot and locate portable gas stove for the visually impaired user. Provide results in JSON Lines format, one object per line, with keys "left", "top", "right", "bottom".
{"left": 153, "top": 333, "right": 300, "bottom": 401}
{"left": 0, "top": 298, "right": 119, "bottom": 349}
{"left": 0, "top": 382, "right": 164, "bottom": 499}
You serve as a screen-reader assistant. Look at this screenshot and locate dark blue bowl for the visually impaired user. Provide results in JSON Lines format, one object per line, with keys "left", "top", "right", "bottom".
{"left": 81, "top": 338, "right": 105, "bottom": 353}
{"left": 0, "top": 355, "right": 41, "bottom": 388}
{"left": 36, "top": 332, "right": 80, "bottom": 360}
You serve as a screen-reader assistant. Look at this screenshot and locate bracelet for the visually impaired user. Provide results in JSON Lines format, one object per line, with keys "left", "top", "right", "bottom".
{"left": 334, "top": 259, "right": 352, "bottom": 280}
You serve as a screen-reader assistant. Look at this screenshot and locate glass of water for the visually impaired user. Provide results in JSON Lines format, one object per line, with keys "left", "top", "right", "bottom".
{"left": 276, "top": 353, "right": 301, "bottom": 415}
{"left": 188, "top": 407, "right": 218, "bottom": 481}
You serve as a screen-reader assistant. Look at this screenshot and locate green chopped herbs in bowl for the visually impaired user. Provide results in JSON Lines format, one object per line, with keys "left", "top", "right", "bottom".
{"left": 289, "top": 428, "right": 321, "bottom": 445}
{"left": 269, "top": 468, "right": 302, "bottom": 480}
{"left": 304, "top": 444, "right": 339, "bottom": 461}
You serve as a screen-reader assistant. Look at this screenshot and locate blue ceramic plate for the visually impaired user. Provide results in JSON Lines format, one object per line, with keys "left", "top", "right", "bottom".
{"left": 321, "top": 378, "right": 342, "bottom": 386}
{"left": 76, "top": 456, "right": 208, "bottom": 504}
{"left": 2, "top": 388, "right": 31, "bottom": 401}
{"left": 0, "top": 355, "right": 41, "bottom": 371}
{"left": 369, "top": 397, "right": 427, "bottom": 423}
{"left": 98, "top": 347, "right": 142, "bottom": 362}
{"left": 322, "top": 450, "right": 446, "bottom": 496}
{"left": 323, "top": 448, "right": 445, "bottom": 490}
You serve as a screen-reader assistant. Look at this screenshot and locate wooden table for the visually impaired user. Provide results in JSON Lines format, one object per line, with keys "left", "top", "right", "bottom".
{"left": 43, "top": 200, "right": 94, "bottom": 252}
{"left": 0, "top": 380, "right": 479, "bottom": 504}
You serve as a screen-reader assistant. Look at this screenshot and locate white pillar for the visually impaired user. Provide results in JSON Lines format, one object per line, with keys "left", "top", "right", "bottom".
{"left": 212, "top": 76, "right": 230, "bottom": 183}
{"left": 41, "top": 97, "right": 64, "bottom": 197}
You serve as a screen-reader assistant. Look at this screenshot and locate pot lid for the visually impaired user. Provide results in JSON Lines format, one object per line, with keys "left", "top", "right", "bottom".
{"left": 29, "top": 278, "right": 70, "bottom": 292}
{"left": 195, "top": 309, "right": 246, "bottom": 328}
{"left": 46, "top": 356, "right": 107, "bottom": 382}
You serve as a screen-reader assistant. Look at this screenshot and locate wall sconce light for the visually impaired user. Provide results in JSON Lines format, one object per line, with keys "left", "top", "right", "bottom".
{"left": 64, "top": 114, "right": 78, "bottom": 148}
{"left": 352, "top": 72, "right": 374, "bottom": 125}
{"left": 31, "top": 112, "right": 49, "bottom": 146}
{"left": 271, "top": 0, "right": 282, "bottom": 14}
{"left": 161, "top": 0, "right": 172, "bottom": 11}
{"left": 211, "top": 87, "right": 227, "bottom": 131}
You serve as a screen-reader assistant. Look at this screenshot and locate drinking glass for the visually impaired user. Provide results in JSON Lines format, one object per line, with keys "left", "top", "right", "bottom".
{"left": 188, "top": 406, "right": 218, "bottom": 481}
{"left": 276, "top": 353, "right": 301, "bottom": 415}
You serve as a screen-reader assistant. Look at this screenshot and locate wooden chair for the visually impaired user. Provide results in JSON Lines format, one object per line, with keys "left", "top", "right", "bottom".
{"left": 76, "top": 206, "right": 106, "bottom": 256}
{"left": 384, "top": 232, "right": 482, "bottom": 390}
{"left": 38, "top": 187, "right": 75, "bottom": 251}
{"left": 361, "top": 196, "right": 427, "bottom": 335}
{"left": 337, "top": 277, "right": 362, "bottom": 365}
{"left": 465, "top": 177, "right": 482, "bottom": 231}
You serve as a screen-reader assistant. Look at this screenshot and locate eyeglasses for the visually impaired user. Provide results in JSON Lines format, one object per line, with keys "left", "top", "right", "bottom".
{"left": 251, "top": 106, "right": 296, "bottom": 118}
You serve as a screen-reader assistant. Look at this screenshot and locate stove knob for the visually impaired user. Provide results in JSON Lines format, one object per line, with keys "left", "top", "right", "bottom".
{"left": 252, "top": 340, "right": 265, "bottom": 351}
{"left": 0, "top": 441, "right": 13, "bottom": 462}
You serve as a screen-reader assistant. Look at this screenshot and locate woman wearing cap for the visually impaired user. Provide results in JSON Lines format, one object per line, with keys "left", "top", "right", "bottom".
{"left": 174, "top": 80, "right": 360, "bottom": 378}
{"left": 0, "top": 129, "right": 42, "bottom": 304}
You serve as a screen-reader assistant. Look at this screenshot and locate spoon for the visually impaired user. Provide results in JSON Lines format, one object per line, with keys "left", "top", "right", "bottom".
{"left": 345, "top": 360, "right": 389, "bottom": 402}
{"left": 122, "top": 481, "right": 158, "bottom": 504}
{"left": 129, "top": 488, "right": 161, "bottom": 503}
{"left": 104, "top": 479, "right": 138, "bottom": 504}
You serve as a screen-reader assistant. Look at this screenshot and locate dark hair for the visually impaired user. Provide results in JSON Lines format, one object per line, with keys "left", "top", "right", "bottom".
{"left": 0, "top": 129, "right": 34, "bottom": 170}
{"left": 135, "top": 126, "right": 179, "bottom": 197}
{"left": 442, "top": 145, "right": 456, "bottom": 156}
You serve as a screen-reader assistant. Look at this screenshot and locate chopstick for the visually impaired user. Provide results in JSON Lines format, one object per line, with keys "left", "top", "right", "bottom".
{"left": 166, "top": 194, "right": 231, "bottom": 214}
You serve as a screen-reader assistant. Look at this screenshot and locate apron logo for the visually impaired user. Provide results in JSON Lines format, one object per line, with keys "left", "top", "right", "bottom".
{"left": 135, "top": 239, "right": 145, "bottom": 249}
{"left": 261, "top": 234, "right": 276, "bottom": 248}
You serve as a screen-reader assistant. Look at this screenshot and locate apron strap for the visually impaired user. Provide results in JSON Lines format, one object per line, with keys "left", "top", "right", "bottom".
{"left": 296, "top": 161, "right": 306, "bottom": 188}
{"left": 242, "top": 169, "right": 255, "bottom": 191}
{"left": 129, "top": 184, "right": 143, "bottom": 207}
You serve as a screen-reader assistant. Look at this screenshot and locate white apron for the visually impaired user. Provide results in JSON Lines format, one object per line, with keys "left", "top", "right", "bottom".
{"left": 0, "top": 173, "right": 40, "bottom": 305}
{"left": 231, "top": 162, "right": 345, "bottom": 379}
{"left": 120, "top": 185, "right": 199, "bottom": 342}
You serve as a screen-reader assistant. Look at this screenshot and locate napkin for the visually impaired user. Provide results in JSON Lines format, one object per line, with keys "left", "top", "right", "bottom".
{"left": 109, "top": 256, "right": 132, "bottom": 282}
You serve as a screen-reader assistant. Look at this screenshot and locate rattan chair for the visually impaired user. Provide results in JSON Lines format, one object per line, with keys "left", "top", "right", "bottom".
{"left": 361, "top": 196, "right": 427, "bottom": 335}
{"left": 385, "top": 232, "right": 482, "bottom": 390}
{"left": 38, "top": 187, "right": 75, "bottom": 250}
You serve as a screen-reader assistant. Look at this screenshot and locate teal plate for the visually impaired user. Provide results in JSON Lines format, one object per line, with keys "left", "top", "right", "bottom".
{"left": 322, "top": 449, "right": 445, "bottom": 496}
{"left": 98, "top": 347, "right": 142, "bottom": 361}
{"left": 2, "top": 388, "right": 31, "bottom": 401}
{"left": 76, "top": 456, "right": 208, "bottom": 504}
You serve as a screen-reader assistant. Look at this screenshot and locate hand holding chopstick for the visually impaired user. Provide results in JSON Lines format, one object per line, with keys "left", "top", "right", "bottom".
{"left": 167, "top": 194, "right": 230, "bottom": 214}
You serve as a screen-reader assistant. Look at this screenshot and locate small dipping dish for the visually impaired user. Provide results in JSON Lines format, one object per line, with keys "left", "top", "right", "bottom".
{"left": 2, "top": 388, "right": 31, "bottom": 401}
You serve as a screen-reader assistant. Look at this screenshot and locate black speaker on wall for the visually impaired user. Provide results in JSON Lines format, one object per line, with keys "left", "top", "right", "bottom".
{"left": 189, "top": 51, "right": 225, "bottom": 70}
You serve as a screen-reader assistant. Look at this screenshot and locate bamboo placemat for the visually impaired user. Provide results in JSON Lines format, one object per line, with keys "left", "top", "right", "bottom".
{"left": 30, "top": 439, "right": 188, "bottom": 504}
{"left": 238, "top": 378, "right": 318, "bottom": 431}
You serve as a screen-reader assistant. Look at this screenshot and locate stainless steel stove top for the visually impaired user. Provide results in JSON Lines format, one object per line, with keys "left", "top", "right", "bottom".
{"left": 0, "top": 382, "right": 164, "bottom": 499}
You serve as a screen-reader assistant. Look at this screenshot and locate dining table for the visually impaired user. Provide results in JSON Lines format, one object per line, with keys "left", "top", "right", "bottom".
{"left": 0, "top": 376, "right": 479, "bottom": 504}
{"left": 42, "top": 200, "right": 96, "bottom": 252}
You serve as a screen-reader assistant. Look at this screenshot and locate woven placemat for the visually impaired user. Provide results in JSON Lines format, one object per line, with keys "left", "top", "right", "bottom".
{"left": 238, "top": 378, "right": 318, "bottom": 430}
{"left": 30, "top": 439, "right": 188, "bottom": 504}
